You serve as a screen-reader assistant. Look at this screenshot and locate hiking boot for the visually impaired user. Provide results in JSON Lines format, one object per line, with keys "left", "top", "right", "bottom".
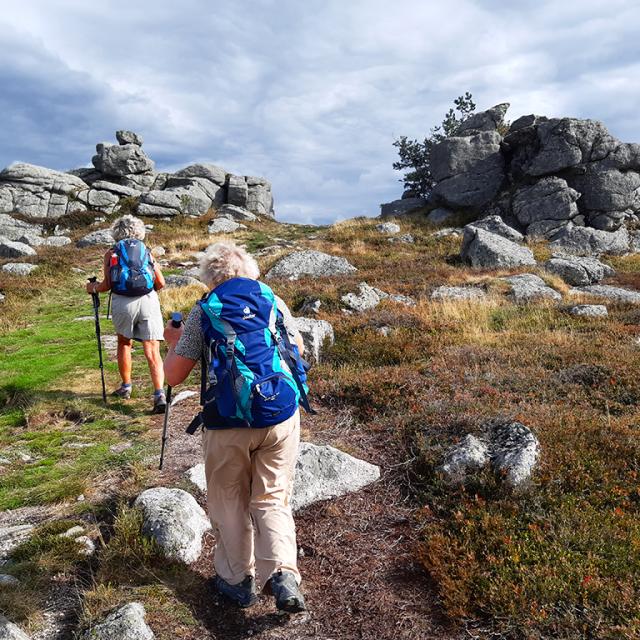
{"left": 152, "top": 392, "right": 167, "bottom": 415}
{"left": 213, "top": 574, "right": 258, "bottom": 608}
{"left": 268, "top": 570, "right": 306, "bottom": 613}
{"left": 112, "top": 384, "right": 132, "bottom": 400}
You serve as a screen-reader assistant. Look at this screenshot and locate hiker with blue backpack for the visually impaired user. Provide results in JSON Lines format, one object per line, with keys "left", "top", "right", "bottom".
{"left": 85, "top": 215, "right": 167, "bottom": 413}
{"left": 163, "top": 241, "right": 311, "bottom": 613}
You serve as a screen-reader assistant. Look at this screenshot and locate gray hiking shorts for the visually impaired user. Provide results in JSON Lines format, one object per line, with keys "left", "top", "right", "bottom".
{"left": 111, "top": 290, "right": 164, "bottom": 341}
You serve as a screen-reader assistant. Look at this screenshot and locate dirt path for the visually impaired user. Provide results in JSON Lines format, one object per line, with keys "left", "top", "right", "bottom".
{"left": 145, "top": 390, "right": 459, "bottom": 640}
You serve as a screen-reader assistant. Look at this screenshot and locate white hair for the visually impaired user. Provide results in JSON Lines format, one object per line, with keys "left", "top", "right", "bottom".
{"left": 111, "top": 215, "right": 146, "bottom": 242}
{"left": 199, "top": 241, "right": 260, "bottom": 288}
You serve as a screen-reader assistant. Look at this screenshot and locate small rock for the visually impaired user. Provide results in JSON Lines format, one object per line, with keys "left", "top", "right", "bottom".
{"left": 377, "top": 325, "right": 392, "bottom": 337}
{"left": 341, "top": 282, "right": 384, "bottom": 312}
{"left": 299, "top": 299, "right": 322, "bottom": 316}
{"left": 82, "top": 602, "right": 154, "bottom": 640}
{"left": 75, "top": 535, "right": 96, "bottom": 556}
{"left": 0, "top": 237, "right": 37, "bottom": 258}
{"left": 293, "top": 317, "right": 335, "bottom": 363}
{"left": 77, "top": 494, "right": 86, "bottom": 502}
{"left": 544, "top": 255, "right": 615, "bottom": 286}
{"left": 0, "top": 614, "right": 30, "bottom": 640}
{"left": 0, "top": 524, "right": 34, "bottom": 563}
{"left": 0, "top": 574, "right": 20, "bottom": 587}
{"left": 45, "top": 236, "right": 72, "bottom": 247}
{"left": 440, "top": 434, "right": 490, "bottom": 484}
{"left": 109, "top": 442, "right": 132, "bottom": 454}
{"left": 216, "top": 204, "right": 257, "bottom": 222}
{"left": 569, "top": 284, "right": 640, "bottom": 304}
{"left": 170, "top": 390, "right": 197, "bottom": 406}
{"left": 134, "top": 488, "right": 211, "bottom": 564}
{"left": 388, "top": 233, "right": 415, "bottom": 244}
{"left": 489, "top": 420, "right": 540, "bottom": 488}
{"left": 431, "top": 286, "right": 487, "bottom": 301}
{"left": 467, "top": 215, "right": 524, "bottom": 243}
{"left": 375, "top": 222, "right": 400, "bottom": 234}
{"left": 1, "top": 263, "right": 37, "bottom": 276}
{"left": 461, "top": 228, "right": 536, "bottom": 269}
{"left": 59, "top": 525, "right": 85, "bottom": 538}
{"left": 63, "top": 442, "right": 94, "bottom": 449}
{"left": 76, "top": 229, "right": 115, "bottom": 248}
{"left": 291, "top": 442, "right": 380, "bottom": 511}
{"left": 164, "top": 275, "right": 202, "bottom": 288}
{"left": 184, "top": 463, "right": 207, "bottom": 493}
{"left": 501, "top": 274, "right": 561, "bottom": 303}
{"left": 432, "top": 227, "right": 463, "bottom": 239}
{"left": 152, "top": 246, "right": 165, "bottom": 256}
{"left": 266, "top": 250, "right": 357, "bottom": 280}
{"left": 568, "top": 304, "right": 608, "bottom": 318}
{"left": 207, "top": 217, "right": 245, "bottom": 234}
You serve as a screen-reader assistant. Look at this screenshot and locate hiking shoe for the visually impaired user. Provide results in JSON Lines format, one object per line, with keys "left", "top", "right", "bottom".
{"left": 152, "top": 392, "right": 167, "bottom": 415}
{"left": 213, "top": 574, "right": 258, "bottom": 608}
{"left": 269, "top": 570, "right": 306, "bottom": 613}
{"left": 112, "top": 385, "right": 132, "bottom": 400}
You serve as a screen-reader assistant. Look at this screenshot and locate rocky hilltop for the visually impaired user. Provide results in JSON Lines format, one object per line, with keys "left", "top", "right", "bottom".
{"left": 382, "top": 103, "right": 640, "bottom": 254}
{"left": 0, "top": 130, "right": 274, "bottom": 220}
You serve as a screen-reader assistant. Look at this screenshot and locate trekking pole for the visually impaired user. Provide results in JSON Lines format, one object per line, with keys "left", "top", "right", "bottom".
{"left": 88, "top": 277, "right": 108, "bottom": 405}
{"left": 159, "top": 312, "right": 183, "bottom": 470}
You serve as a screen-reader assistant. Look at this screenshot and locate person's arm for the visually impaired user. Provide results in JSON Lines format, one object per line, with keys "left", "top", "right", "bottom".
{"left": 164, "top": 306, "right": 201, "bottom": 386}
{"left": 86, "top": 250, "right": 112, "bottom": 294}
{"left": 153, "top": 261, "right": 165, "bottom": 291}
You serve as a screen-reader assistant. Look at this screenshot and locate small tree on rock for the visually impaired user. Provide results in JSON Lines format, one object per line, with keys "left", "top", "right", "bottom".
{"left": 393, "top": 92, "right": 476, "bottom": 198}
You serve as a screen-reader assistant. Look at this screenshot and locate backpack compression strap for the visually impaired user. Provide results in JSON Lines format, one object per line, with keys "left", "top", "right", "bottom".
{"left": 274, "top": 316, "right": 316, "bottom": 415}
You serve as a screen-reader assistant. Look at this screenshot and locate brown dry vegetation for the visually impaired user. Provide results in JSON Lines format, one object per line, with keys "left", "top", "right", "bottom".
{"left": 1, "top": 210, "right": 640, "bottom": 639}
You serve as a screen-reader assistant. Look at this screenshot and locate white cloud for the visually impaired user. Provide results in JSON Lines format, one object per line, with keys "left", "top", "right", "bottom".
{"left": 0, "top": 0, "right": 639, "bottom": 223}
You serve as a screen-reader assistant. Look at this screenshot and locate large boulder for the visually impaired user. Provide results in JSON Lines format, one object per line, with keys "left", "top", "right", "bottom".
{"left": 506, "top": 117, "right": 619, "bottom": 177}
{"left": 341, "top": 282, "right": 415, "bottom": 312}
{"left": 92, "top": 143, "right": 155, "bottom": 177}
{"left": 431, "top": 131, "right": 505, "bottom": 208}
{"left": 544, "top": 255, "right": 615, "bottom": 286}
{"left": 461, "top": 227, "right": 536, "bottom": 269}
{"left": 226, "top": 175, "right": 274, "bottom": 216}
{"left": 548, "top": 224, "right": 630, "bottom": 256}
{"left": 291, "top": 442, "right": 380, "bottom": 511}
{"left": 512, "top": 177, "right": 580, "bottom": 239}
{"left": 174, "top": 163, "right": 226, "bottom": 185}
{"left": 379, "top": 197, "right": 427, "bottom": 217}
{"left": 2, "top": 263, "right": 38, "bottom": 276}
{"left": 293, "top": 317, "right": 334, "bottom": 363}
{"left": 82, "top": 602, "right": 154, "bottom": 640}
{"left": 138, "top": 183, "right": 212, "bottom": 217}
{"left": 426, "top": 208, "right": 457, "bottom": 225}
{"left": 440, "top": 435, "right": 490, "bottom": 483}
{"left": 266, "top": 250, "right": 357, "bottom": 280}
{"left": 207, "top": 217, "right": 245, "bottom": 234}
{"left": 567, "top": 166, "right": 640, "bottom": 231}
{"left": 0, "top": 237, "right": 37, "bottom": 258}
{"left": 216, "top": 204, "right": 257, "bottom": 222}
{"left": 0, "top": 215, "right": 43, "bottom": 241}
{"left": 134, "top": 488, "right": 211, "bottom": 564}
{"left": 116, "top": 130, "right": 144, "bottom": 146}
{"left": 0, "top": 163, "right": 89, "bottom": 218}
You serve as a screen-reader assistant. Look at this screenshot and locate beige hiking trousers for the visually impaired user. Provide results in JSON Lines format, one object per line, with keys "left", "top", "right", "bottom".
{"left": 202, "top": 410, "right": 301, "bottom": 590}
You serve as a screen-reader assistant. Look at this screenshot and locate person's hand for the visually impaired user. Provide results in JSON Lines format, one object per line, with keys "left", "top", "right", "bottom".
{"left": 164, "top": 319, "right": 184, "bottom": 348}
{"left": 86, "top": 281, "right": 99, "bottom": 295}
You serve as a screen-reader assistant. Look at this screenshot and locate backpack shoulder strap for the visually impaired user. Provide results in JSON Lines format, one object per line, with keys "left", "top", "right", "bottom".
{"left": 274, "top": 311, "right": 316, "bottom": 415}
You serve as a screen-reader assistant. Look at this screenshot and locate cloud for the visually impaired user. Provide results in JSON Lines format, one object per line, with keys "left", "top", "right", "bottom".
{"left": 0, "top": 0, "right": 639, "bottom": 224}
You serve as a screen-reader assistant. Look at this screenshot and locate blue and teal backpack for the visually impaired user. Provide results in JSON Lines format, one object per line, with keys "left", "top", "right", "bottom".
{"left": 186, "top": 277, "right": 314, "bottom": 433}
{"left": 109, "top": 239, "right": 155, "bottom": 297}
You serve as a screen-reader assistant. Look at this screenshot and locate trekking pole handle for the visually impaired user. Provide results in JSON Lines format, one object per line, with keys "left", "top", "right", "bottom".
{"left": 170, "top": 312, "right": 183, "bottom": 328}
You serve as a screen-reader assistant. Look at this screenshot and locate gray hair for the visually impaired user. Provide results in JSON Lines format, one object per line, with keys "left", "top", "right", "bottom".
{"left": 111, "top": 215, "right": 146, "bottom": 242}
{"left": 199, "top": 241, "right": 260, "bottom": 288}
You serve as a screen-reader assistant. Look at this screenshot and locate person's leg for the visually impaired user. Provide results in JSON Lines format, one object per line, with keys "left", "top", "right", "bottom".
{"left": 203, "top": 428, "right": 256, "bottom": 586}
{"left": 117, "top": 334, "right": 133, "bottom": 385}
{"left": 250, "top": 410, "right": 301, "bottom": 592}
{"left": 142, "top": 339, "right": 164, "bottom": 390}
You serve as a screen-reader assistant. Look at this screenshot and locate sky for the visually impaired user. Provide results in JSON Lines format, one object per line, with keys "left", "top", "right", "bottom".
{"left": 1, "top": 0, "right": 639, "bottom": 224}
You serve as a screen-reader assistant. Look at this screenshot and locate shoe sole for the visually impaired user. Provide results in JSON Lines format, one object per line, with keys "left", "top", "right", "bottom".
{"left": 152, "top": 404, "right": 167, "bottom": 415}
{"left": 216, "top": 591, "right": 258, "bottom": 609}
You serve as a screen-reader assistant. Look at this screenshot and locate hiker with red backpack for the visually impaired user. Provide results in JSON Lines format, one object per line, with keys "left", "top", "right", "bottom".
{"left": 85, "top": 215, "right": 167, "bottom": 413}
{"left": 163, "top": 241, "right": 311, "bottom": 613}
